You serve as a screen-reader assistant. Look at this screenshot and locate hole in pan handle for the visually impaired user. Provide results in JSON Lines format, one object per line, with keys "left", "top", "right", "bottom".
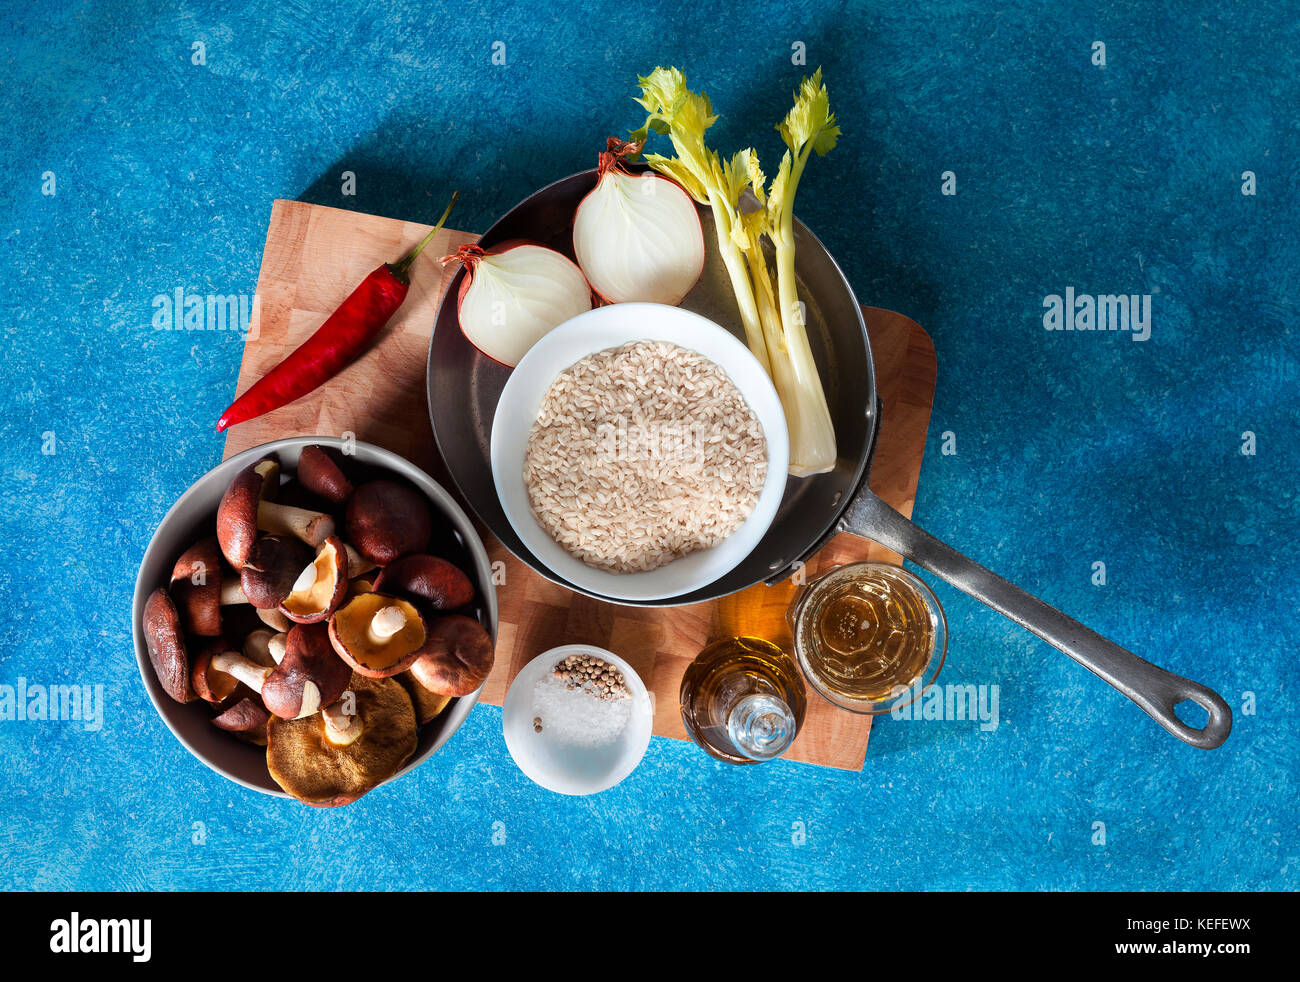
{"left": 837, "top": 489, "right": 1233, "bottom": 749}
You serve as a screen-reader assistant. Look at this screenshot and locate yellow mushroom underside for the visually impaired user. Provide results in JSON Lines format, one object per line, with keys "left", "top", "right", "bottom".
{"left": 282, "top": 543, "right": 339, "bottom": 616}
{"left": 333, "top": 593, "right": 425, "bottom": 671}
{"left": 266, "top": 673, "right": 417, "bottom": 805}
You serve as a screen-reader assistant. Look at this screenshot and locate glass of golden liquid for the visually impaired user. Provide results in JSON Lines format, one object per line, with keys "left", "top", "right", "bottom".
{"left": 788, "top": 562, "right": 947, "bottom": 714}
{"left": 680, "top": 637, "right": 807, "bottom": 764}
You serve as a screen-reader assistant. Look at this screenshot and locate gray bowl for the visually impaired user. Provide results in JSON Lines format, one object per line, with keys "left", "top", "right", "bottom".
{"left": 131, "top": 437, "right": 498, "bottom": 799}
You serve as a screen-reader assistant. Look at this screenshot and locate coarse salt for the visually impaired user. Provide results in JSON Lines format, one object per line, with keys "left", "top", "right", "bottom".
{"left": 532, "top": 671, "right": 631, "bottom": 748}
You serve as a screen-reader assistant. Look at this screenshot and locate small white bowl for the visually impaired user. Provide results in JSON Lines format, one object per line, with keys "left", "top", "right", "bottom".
{"left": 502, "top": 645, "right": 653, "bottom": 795}
{"left": 490, "top": 302, "right": 789, "bottom": 603}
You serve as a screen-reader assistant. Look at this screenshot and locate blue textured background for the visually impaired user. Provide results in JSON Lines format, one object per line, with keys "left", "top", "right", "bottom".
{"left": 1, "top": 0, "right": 1296, "bottom": 891}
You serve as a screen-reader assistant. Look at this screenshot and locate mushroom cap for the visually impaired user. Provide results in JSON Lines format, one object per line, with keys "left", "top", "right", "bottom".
{"left": 169, "top": 536, "right": 225, "bottom": 636}
{"left": 297, "top": 445, "right": 354, "bottom": 506}
{"left": 240, "top": 535, "right": 315, "bottom": 609}
{"left": 266, "top": 673, "right": 418, "bottom": 806}
{"left": 328, "top": 592, "right": 427, "bottom": 678}
{"left": 345, "top": 480, "right": 433, "bottom": 567}
{"left": 217, "top": 457, "right": 279, "bottom": 569}
{"left": 190, "top": 638, "right": 244, "bottom": 705}
{"left": 211, "top": 696, "right": 270, "bottom": 746}
{"left": 280, "top": 536, "right": 348, "bottom": 624}
{"left": 262, "top": 623, "right": 352, "bottom": 719}
{"left": 397, "top": 671, "right": 453, "bottom": 725}
{"left": 408, "top": 614, "right": 494, "bottom": 698}
{"left": 373, "top": 554, "right": 475, "bottom": 611}
{"left": 143, "top": 588, "right": 196, "bottom": 703}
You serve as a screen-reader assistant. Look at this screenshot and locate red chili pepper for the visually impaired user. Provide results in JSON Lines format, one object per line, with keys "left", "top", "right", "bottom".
{"left": 216, "top": 191, "right": 460, "bottom": 433}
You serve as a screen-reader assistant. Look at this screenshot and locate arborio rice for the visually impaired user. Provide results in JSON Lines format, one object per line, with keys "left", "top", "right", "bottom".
{"left": 524, "top": 340, "right": 767, "bottom": 573}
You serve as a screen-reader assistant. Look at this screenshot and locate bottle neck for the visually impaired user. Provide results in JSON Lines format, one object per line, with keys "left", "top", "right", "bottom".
{"left": 727, "top": 693, "right": 797, "bottom": 761}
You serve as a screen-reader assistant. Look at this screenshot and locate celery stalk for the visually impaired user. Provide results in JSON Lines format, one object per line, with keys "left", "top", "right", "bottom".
{"left": 762, "top": 70, "right": 840, "bottom": 475}
{"left": 706, "top": 188, "right": 772, "bottom": 376}
{"left": 633, "top": 73, "right": 771, "bottom": 375}
{"left": 632, "top": 67, "right": 840, "bottom": 476}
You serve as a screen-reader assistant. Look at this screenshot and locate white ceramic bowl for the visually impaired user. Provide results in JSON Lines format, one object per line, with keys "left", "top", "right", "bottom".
{"left": 131, "top": 437, "right": 498, "bottom": 799}
{"left": 502, "top": 645, "right": 653, "bottom": 795}
{"left": 490, "top": 303, "right": 790, "bottom": 603}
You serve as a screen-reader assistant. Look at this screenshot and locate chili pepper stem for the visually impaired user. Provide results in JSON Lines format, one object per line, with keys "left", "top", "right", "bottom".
{"left": 388, "top": 190, "right": 460, "bottom": 283}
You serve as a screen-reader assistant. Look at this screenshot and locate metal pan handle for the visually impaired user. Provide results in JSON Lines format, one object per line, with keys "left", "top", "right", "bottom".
{"left": 839, "top": 488, "right": 1232, "bottom": 749}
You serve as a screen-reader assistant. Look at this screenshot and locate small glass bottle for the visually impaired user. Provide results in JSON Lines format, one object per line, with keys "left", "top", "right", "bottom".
{"left": 680, "top": 637, "right": 807, "bottom": 764}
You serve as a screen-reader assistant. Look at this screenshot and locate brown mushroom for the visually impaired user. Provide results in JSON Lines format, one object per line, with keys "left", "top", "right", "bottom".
{"left": 142, "top": 588, "right": 196, "bottom": 703}
{"left": 217, "top": 458, "right": 334, "bottom": 569}
{"left": 345, "top": 480, "right": 432, "bottom": 566}
{"left": 197, "top": 650, "right": 271, "bottom": 706}
{"left": 211, "top": 697, "right": 271, "bottom": 746}
{"left": 297, "top": 445, "right": 354, "bottom": 505}
{"left": 266, "top": 673, "right": 418, "bottom": 807}
{"left": 373, "top": 554, "right": 475, "bottom": 611}
{"left": 168, "top": 537, "right": 255, "bottom": 636}
{"left": 204, "top": 624, "right": 350, "bottom": 720}
{"left": 408, "top": 615, "right": 495, "bottom": 698}
{"left": 262, "top": 624, "right": 352, "bottom": 719}
{"left": 239, "top": 535, "right": 316, "bottom": 609}
{"left": 397, "top": 671, "right": 453, "bottom": 725}
{"left": 328, "top": 593, "right": 427, "bottom": 678}
{"left": 279, "top": 536, "right": 348, "bottom": 624}
{"left": 190, "top": 639, "right": 245, "bottom": 705}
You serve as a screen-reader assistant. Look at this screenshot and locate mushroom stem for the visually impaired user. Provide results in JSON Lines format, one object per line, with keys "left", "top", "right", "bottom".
{"left": 322, "top": 700, "right": 364, "bottom": 746}
{"left": 210, "top": 651, "right": 273, "bottom": 693}
{"left": 291, "top": 560, "right": 320, "bottom": 595}
{"left": 245, "top": 630, "right": 289, "bottom": 667}
{"left": 296, "top": 680, "right": 323, "bottom": 718}
{"left": 257, "top": 607, "right": 293, "bottom": 632}
{"left": 254, "top": 459, "right": 280, "bottom": 485}
{"left": 220, "top": 576, "right": 249, "bottom": 605}
{"left": 343, "top": 543, "right": 376, "bottom": 577}
{"left": 243, "top": 630, "right": 278, "bottom": 668}
{"left": 367, "top": 605, "right": 408, "bottom": 645}
{"left": 257, "top": 500, "right": 334, "bottom": 547}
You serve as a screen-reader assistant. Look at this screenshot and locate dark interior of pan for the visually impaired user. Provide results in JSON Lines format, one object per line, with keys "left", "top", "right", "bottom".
{"left": 427, "top": 169, "right": 877, "bottom": 606}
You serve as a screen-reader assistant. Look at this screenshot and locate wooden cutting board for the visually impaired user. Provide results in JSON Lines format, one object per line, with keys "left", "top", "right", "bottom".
{"left": 222, "top": 199, "right": 937, "bottom": 770}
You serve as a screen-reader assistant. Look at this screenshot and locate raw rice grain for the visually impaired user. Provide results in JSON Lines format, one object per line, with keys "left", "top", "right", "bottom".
{"left": 523, "top": 340, "right": 767, "bottom": 573}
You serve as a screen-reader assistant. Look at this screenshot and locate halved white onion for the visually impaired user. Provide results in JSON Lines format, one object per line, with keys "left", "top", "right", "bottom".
{"left": 444, "top": 243, "right": 593, "bottom": 367}
{"left": 572, "top": 144, "right": 705, "bottom": 305}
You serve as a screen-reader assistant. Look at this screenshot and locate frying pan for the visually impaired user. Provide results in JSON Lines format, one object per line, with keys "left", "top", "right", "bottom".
{"left": 427, "top": 169, "right": 1232, "bottom": 750}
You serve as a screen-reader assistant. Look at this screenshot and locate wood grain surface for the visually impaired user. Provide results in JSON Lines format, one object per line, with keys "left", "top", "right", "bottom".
{"left": 222, "top": 199, "right": 937, "bottom": 770}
